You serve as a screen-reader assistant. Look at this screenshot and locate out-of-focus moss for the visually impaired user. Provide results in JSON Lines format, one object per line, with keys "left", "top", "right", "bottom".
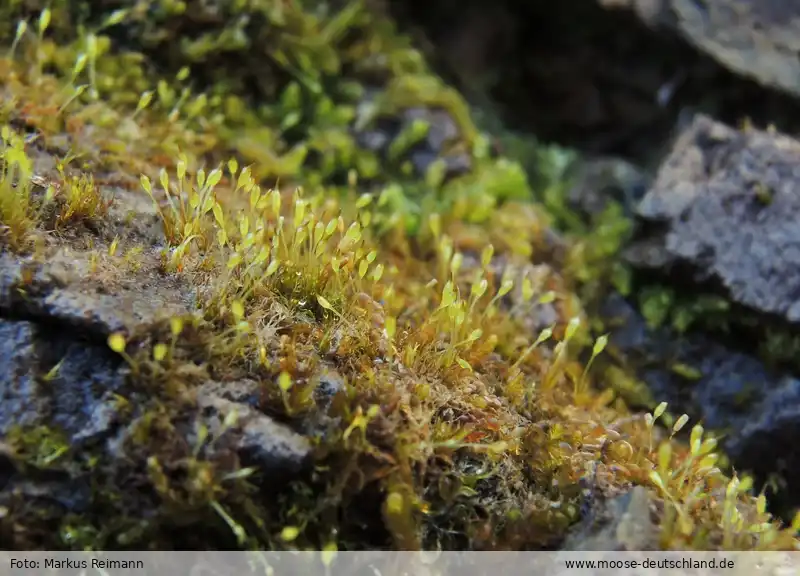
{"left": 3, "top": 0, "right": 547, "bottom": 236}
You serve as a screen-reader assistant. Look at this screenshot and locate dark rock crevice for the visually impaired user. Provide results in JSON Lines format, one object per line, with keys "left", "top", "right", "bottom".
{"left": 387, "top": 0, "right": 800, "bottom": 167}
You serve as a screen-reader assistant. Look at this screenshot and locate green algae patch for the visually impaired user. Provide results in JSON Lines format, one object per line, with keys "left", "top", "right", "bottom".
{"left": 0, "top": 0, "right": 798, "bottom": 554}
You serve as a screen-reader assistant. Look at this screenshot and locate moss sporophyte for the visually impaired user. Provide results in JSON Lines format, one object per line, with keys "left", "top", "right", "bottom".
{"left": 0, "top": 0, "right": 798, "bottom": 552}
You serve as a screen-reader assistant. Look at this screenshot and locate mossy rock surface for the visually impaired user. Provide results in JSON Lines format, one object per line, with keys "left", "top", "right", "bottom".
{"left": 0, "top": 0, "right": 798, "bottom": 553}
{"left": 624, "top": 115, "right": 800, "bottom": 367}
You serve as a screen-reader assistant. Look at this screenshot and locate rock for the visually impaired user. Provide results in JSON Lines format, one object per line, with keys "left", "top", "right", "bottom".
{"left": 732, "top": 378, "right": 800, "bottom": 506}
{"left": 0, "top": 253, "right": 190, "bottom": 337}
{"left": 600, "top": 292, "right": 800, "bottom": 517}
{"left": 624, "top": 114, "right": 800, "bottom": 331}
{"left": 2, "top": 472, "right": 94, "bottom": 517}
{"left": 0, "top": 250, "right": 238, "bottom": 547}
{"left": 0, "top": 321, "right": 46, "bottom": 434}
{"left": 0, "top": 316, "right": 130, "bottom": 532}
{"left": 196, "top": 378, "right": 262, "bottom": 409}
{"left": 561, "top": 486, "right": 658, "bottom": 550}
{"left": 196, "top": 382, "right": 312, "bottom": 481}
{"left": 601, "top": 1, "right": 800, "bottom": 98}
{"left": 403, "top": 107, "right": 460, "bottom": 152}
{"left": 0, "top": 318, "right": 128, "bottom": 440}
{"left": 1, "top": 361, "right": 312, "bottom": 548}
{"left": 0, "top": 249, "right": 202, "bottom": 441}
{"left": 71, "top": 392, "right": 124, "bottom": 443}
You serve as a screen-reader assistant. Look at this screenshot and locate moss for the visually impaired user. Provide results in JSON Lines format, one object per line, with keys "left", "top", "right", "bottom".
{"left": 6, "top": 1, "right": 547, "bottom": 240}
{"left": 6, "top": 424, "right": 72, "bottom": 469}
{"left": 0, "top": 0, "right": 798, "bottom": 554}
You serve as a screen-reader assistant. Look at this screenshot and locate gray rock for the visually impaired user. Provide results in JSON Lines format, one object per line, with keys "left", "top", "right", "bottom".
{"left": 0, "top": 315, "right": 130, "bottom": 527}
{"left": 561, "top": 486, "right": 658, "bottom": 551}
{"left": 0, "top": 253, "right": 188, "bottom": 336}
{"left": 403, "top": 107, "right": 460, "bottom": 151}
{"left": 356, "top": 129, "right": 391, "bottom": 153}
{"left": 625, "top": 114, "right": 800, "bottom": 328}
{"left": 196, "top": 383, "right": 312, "bottom": 481}
{"left": 601, "top": 0, "right": 800, "bottom": 98}
{"left": 732, "top": 378, "right": 800, "bottom": 490}
{"left": 0, "top": 318, "right": 129, "bottom": 440}
{"left": 0, "top": 321, "right": 45, "bottom": 434}
{"left": 71, "top": 393, "right": 121, "bottom": 443}
{"left": 0, "top": 251, "right": 195, "bottom": 442}
{"left": 196, "top": 378, "right": 262, "bottom": 409}
{"left": 398, "top": 107, "right": 472, "bottom": 178}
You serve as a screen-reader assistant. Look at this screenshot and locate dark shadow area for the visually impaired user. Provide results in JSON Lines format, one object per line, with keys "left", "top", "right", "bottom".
{"left": 387, "top": 0, "right": 800, "bottom": 168}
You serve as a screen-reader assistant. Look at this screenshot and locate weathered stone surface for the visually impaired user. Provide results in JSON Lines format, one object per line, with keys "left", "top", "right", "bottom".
{"left": 0, "top": 315, "right": 131, "bottom": 525}
{"left": 600, "top": 1, "right": 800, "bottom": 98}
{"left": 196, "top": 382, "right": 313, "bottom": 481}
{"left": 0, "top": 318, "right": 129, "bottom": 440}
{"left": 0, "top": 252, "right": 190, "bottom": 336}
{"left": 0, "top": 321, "right": 46, "bottom": 434}
{"left": 624, "top": 114, "right": 800, "bottom": 327}
{"left": 561, "top": 486, "right": 658, "bottom": 551}
{"left": 616, "top": 113, "right": 800, "bottom": 516}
